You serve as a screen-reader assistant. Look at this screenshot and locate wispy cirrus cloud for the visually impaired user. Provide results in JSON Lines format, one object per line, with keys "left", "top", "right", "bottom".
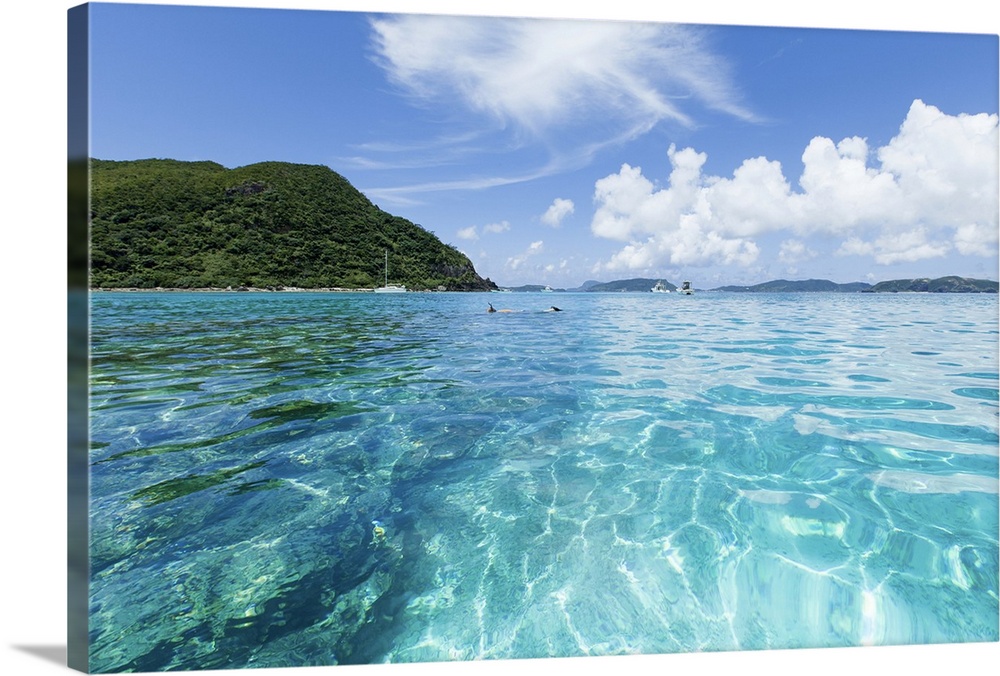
{"left": 363, "top": 14, "right": 754, "bottom": 200}
{"left": 362, "top": 172, "right": 548, "bottom": 206}
{"left": 370, "top": 15, "right": 754, "bottom": 132}
{"left": 337, "top": 131, "right": 488, "bottom": 171}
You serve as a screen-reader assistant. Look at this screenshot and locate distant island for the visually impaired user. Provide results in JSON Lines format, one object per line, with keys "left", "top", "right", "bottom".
{"left": 716, "top": 276, "right": 996, "bottom": 293}
{"left": 499, "top": 284, "right": 559, "bottom": 293}
{"left": 588, "top": 278, "right": 677, "bottom": 293}
{"left": 865, "top": 276, "right": 998, "bottom": 293}
{"left": 497, "top": 281, "right": 601, "bottom": 293}
{"left": 499, "top": 279, "right": 676, "bottom": 293}
{"left": 712, "top": 279, "right": 872, "bottom": 293}
{"left": 503, "top": 276, "right": 997, "bottom": 294}
{"left": 89, "top": 158, "right": 497, "bottom": 291}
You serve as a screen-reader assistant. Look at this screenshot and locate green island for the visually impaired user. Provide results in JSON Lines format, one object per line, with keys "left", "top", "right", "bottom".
{"left": 88, "top": 158, "right": 497, "bottom": 291}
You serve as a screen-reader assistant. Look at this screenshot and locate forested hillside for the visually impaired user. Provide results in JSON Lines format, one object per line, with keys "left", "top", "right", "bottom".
{"left": 89, "top": 159, "right": 496, "bottom": 291}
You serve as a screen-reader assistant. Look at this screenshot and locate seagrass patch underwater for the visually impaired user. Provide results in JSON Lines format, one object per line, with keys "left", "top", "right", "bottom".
{"left": 86, "top": 291, "right": 999, "bottom": 671}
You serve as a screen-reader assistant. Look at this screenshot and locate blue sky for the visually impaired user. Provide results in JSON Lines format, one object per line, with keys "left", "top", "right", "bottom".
{"left": 86, "top": 1, "right": 999, "bottom": 288}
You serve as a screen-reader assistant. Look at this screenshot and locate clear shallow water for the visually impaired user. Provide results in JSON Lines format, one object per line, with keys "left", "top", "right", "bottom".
{"left": 87, "top": 291, "right": 999, "bottom": 671}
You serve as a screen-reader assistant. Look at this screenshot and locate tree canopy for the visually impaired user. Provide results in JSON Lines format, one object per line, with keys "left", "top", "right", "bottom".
{"left": 89, "top": 158, "right": 497, "bottom": 291}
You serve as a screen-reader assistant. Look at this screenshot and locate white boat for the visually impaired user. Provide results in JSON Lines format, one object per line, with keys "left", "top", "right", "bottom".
{"left": 374, "top": 249, "right": 406, "bottom": 293}
{"left": 679, "top": 281, "right": 694, "bottom": 295}
{"left": 651, "top": 281, "right": 671, "bottom": 293}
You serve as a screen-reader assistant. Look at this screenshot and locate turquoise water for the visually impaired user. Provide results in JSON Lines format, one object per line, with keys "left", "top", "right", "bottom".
{"left": 87, "top": 291, "right": 999, "bottom": 671}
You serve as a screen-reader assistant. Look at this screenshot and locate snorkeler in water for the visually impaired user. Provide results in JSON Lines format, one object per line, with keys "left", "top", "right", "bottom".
{"left": 488, "top": 303, "right": 561, "bottom": 313}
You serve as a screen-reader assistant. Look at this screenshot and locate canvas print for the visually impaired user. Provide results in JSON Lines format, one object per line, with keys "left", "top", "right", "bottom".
{"left": 68, "top": 1, "right": 999, "bottom": 672}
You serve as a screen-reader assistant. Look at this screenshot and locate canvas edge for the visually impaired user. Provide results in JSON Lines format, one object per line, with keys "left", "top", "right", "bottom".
{"left": 68, "top": 3, "right": 91, "bottom": 673}
{"left": 58, "top": 4, "right": 1000, "bottom": 674}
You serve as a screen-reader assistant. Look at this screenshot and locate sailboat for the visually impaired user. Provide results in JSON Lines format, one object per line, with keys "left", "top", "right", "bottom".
{"left": 374, "top": 249, "right": 406, "bottom": 293}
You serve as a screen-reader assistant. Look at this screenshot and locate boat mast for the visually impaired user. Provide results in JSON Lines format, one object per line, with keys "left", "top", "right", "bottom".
{"left": 384, "top": 249, "right": 388, "bottom": 287}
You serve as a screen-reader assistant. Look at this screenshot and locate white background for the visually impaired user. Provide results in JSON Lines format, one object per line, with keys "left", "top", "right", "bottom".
{"left": 2, "top": 1, "right": 997, "bottom": 675}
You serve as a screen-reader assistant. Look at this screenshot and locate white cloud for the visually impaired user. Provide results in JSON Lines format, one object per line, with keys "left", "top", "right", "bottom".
{"left": 369, "top": 15, "right": 753, "bottom": 139}
{"left": 507, "top": 240, "right": 544, "bottom": 270}
{"left": 878, "top": 100, "right": 999, "bottom": 225}
{"left": 954, "top": 222, "right": 999, "bottom": 256}
{"left": 592, "top": 147, "right": 763, "bottom": 269}
{"left": 835, "top": 237, "right": 875, "bottom": 258}
{"left": 541, "top": 198, "right": 574, "bottom": 227}
{"left": 484, "top": 220, "right": 511, "bottom": 234}
{"left": 836, "top": 228, "right": 951, "bottom": 264}
{"left": 591, "top": 163, "right": 658, "bottom": 241}
{"left": 458, "top": 220, "right": 512, "bottom": 242}
{"left": 709, "top": 156, "right": 798, "bottom": 237}
{"left": 591, "top": 100, "right": 998, "bottom": 270}
{"left": 779, "top": 239, "right": 817, "bottom": 264}
{"left": 794, "top": 135, "right": 906, "bottom": 232}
